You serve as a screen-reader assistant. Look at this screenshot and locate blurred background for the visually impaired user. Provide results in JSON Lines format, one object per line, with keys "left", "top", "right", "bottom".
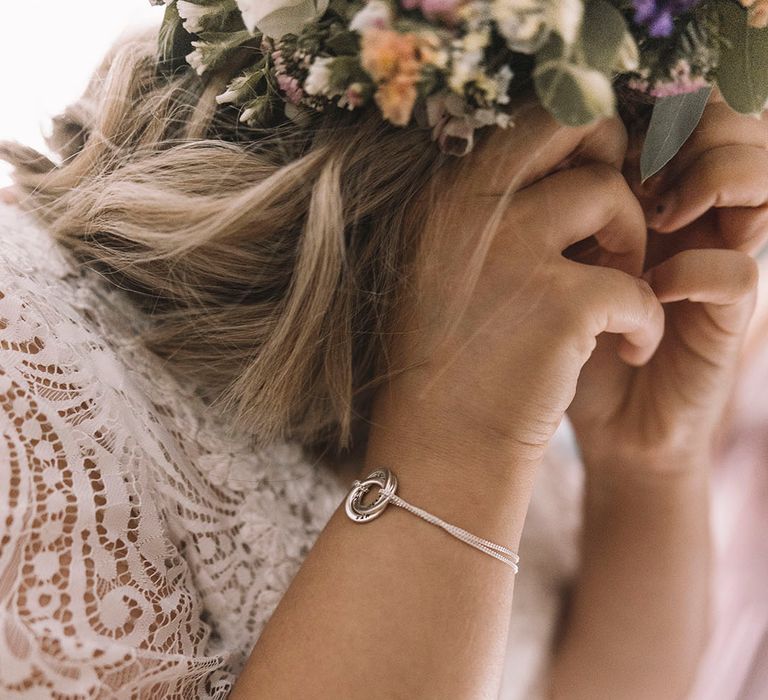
{"left": 0, "top": 1, "right": 160, "bottom": 187}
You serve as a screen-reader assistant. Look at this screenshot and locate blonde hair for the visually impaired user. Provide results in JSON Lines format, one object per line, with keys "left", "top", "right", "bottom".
{"left": 0, "top": 27, "right": 510, "bottom": 466}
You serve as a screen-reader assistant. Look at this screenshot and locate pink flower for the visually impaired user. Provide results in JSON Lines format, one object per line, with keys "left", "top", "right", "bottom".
{"left": 277, "top": 73, "right": 304, "bottom": 104}
{"left": 340, "top": 83, "right": 367, "bottom": 110}
{"left": 401, "top": 0, "right": 464, "bottom": 23}
{"left": 649, "top": 59, "right": 708, "bottom": 98}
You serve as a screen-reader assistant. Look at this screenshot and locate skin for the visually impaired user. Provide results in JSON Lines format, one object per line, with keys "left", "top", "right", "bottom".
{"left": 3, "top": 90, "right": 764, "bottom": 696}
{"left": 550, "top": 87, "right": 768, "bottom": 698}
{"left": 230, "top": 105, "right": 672, "bottom": 698}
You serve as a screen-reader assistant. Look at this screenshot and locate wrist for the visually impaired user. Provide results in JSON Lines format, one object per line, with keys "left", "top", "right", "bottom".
{"left": 580, "top": 443, "right": 714, "bottom": 480}
{"left": 361, "top": 382, "right": 544, "bottom": 552}
{"left": 364, "top": 372, "right": 544, "bottom": 483}
{"left": 582, "top": 455, "right": 711, "bottom": 517}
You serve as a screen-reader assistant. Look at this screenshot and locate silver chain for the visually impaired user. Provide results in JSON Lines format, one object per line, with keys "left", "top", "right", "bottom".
{"left": 344, "top": 468, "right": 520, "bottom": 574}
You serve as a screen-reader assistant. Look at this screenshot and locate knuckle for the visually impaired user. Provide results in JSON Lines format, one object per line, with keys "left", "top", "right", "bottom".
{"left": 634, "top": 276, "right": 659, "bottom": 321}
{"left": 738, "top": 254, "right": 760, "bottom": 294}
{"left": 695, "top": 153, "right": 724, "bottom": 193}
{"left": 585, "top": 162, "right": 626, "bottom": 202}
{"left": 542, "top": 270, "right": 590, "bottom": 325}
{"left": 585, "top": 115, "right": 628, "bottom": 152}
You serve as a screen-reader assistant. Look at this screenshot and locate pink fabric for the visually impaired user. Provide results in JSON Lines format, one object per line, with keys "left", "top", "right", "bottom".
{"left": 689, "top": 270, "right": 768, "bottom": 699}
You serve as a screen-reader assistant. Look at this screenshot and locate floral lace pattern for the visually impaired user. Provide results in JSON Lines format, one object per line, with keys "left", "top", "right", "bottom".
{"left": 0, "top": 204, "right": 582, "bottom": 699}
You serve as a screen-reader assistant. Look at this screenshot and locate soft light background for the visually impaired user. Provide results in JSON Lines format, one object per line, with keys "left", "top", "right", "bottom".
{"left": 0, "top": 1, "right": 161, "bottom": 187}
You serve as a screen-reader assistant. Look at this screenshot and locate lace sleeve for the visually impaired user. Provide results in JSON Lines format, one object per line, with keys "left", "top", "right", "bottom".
{"left": 0, "top": 287, "right": 233, "bottom": 698}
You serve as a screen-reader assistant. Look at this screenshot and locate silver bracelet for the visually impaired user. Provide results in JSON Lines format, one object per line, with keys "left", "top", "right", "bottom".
{"left": 344, "top": 468, "right": 520, "bottom": 573}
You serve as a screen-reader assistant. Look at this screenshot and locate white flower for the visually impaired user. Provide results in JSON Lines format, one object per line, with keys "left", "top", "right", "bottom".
{"left": 492, "top": 0, "right": 583, "bottom": 53}
{"left": 216, "top": 75, "right": 250, "bottom": 105}
{"left": 463, "top": 29, "right": 490, "bottom": 53}
{"left": 304, "top": 56, "right": 335, "bottom": 96}
{"left": 240, "top": 105, "right": 260, "bottom": 123}
{"left": 176, "top": 0, "right": 214, "bottom": 34}
{"left": 615, "top": 31, "right": 640, "bottom": 72}
{"left": 186, "top": 46, "right": 206, "bottom": 75}
{"left": 493, "top": 64, "right": 514, "bottom": 104}
{"left": 549, "top": 0, "right": 583, "bottom": 46}
{"left": 216, "top": 87, "right": 241, "bottom": 105}
{"left": 236, "top": 0, "right": 329, "bottom": 39}
{"left": 573, "top": 65, "right": 616, "bottom": 117}
{"left": 349, "top": 0, "right": 393, "bottom": 32}
{"left": 449, "top": 47, "right": 485, "bottom": 93}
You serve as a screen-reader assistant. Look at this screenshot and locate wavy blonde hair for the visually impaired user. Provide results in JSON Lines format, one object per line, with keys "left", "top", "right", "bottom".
{"left": 3, "top": 23, "right": 645, "bottom": 470}
{"left": 2, "top": 26, "right": 502, "bottom": 468}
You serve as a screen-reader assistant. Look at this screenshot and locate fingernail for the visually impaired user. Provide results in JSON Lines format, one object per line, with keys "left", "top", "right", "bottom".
{"left": 648, "top": 191, "right": 678, "bottom": 229}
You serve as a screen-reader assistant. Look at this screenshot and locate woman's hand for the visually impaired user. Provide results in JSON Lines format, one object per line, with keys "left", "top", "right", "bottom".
{"left": 568, "top": 248, "right": 758, "bottom": 471}
{"left": 566, "top": 88, "right": 766, "bottom": 472}
{"left": 385, "top": 102, "right": 664, "bottom": 471}
{"left": 639, "top": 87, "right": 768, "bottom": 263}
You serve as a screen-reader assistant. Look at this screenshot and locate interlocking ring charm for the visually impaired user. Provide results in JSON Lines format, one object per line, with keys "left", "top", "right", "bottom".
{"left": 345, "top": 468, "right": 398, "bottom": 523}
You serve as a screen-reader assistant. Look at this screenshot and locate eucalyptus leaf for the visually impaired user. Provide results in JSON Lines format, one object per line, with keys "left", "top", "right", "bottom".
{"left": 534, "top": 35, "right": 616, "bottom": 126}
{"left": 581, "top": 0, "right": 633, "bottom": 73}
{"left": 244, "top": 0, "right": 330, "bottom": 39}
{"left": 640, "top": 85, "right": 712, "bottom": 183}
{"left": 715, "top": 0, "right": 768, "bottom": 114}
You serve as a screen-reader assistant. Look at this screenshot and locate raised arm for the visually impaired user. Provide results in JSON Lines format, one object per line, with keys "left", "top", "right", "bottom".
{"left": 229, "top": 112, "right": 665, "bottom": 699}
{"left": 555, "top": 87, "right": 766, "bottom": 698}
{"left": 553, "top": 250, "right": 758, "bottom": 699}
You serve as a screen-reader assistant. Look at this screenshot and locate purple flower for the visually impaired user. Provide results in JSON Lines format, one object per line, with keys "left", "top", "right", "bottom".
{"left": 632, "top": 0, "right": 701, "bottom": 37}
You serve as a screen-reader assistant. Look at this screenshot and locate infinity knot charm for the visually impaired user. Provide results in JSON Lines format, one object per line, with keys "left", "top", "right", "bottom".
{"left": 345, "top": 468, "right": 398, "bottom": 523}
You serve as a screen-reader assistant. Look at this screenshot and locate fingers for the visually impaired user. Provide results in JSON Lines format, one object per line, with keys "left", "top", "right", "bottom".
{"left": 647, "top": 144, "right": 768, "bottom": 233}
{"left": 643, "top": 248, "right": 759, "bottom": 335}
{"left": 568, "top": 262, "right": 666, "bottom": 366}
{"left": 643, "top": 100, "right": 768, "bottom": 194}
{"left": 504, "top": 163, "right": 647, "bottom": 276}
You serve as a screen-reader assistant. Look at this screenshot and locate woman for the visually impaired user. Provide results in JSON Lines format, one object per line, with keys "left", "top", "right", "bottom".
{"left": 0, "top": 5, "right": 767, "bottom": 699}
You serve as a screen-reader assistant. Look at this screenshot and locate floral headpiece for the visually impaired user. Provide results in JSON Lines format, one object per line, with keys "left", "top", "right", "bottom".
{"left": 150, "top": 0, "right": 768, "bottom": 180}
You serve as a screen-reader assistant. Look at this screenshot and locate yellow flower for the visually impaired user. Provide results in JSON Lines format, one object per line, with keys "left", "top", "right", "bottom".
{"left": 361, "top": 28, "right": 421, "bottom": 82}
{"left": 374, "top": 75, "right": 419, "bottom": 126}
{"left": 361, "top": 28, "right": 436, "bottom": 126}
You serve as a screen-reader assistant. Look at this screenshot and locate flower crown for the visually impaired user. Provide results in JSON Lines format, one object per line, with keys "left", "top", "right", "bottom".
{"left": 150, "top": 0, "right": 768, "bottom": 180}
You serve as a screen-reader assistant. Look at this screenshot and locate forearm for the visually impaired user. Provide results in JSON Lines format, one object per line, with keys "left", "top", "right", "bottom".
{"left": 549, "top": 457, "right": 712, "bottom": 700}
{"left": 230, "top": 379, "right": 540, "bottom": 699}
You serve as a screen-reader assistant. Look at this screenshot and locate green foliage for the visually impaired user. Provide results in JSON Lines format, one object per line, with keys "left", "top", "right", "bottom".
{"left": 715, "top": 0, "right": 768, "bottom": 114}
{"left": 640, "top": 85, "right": 712, "bottom": 182}
{"left": 582, "top": 0, "right": 636, "bottom": 73}
{"left": 157, "top": 2, "right": 195, "bottom": 77}
{"left": 533, "top": 2, "right": 634, "bottom": 127}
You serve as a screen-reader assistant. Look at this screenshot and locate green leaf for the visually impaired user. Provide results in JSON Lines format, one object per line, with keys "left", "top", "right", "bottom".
{"left": 190, "top": 29, "right": 253, "bottom": 73}
{"left": 639, "top": 85, "right": 712, "bottom": 183}
{"left": 533, "top": 36, "right": 615, "bottom": 126}
{"left": 327, "top": 56, "right": 368, "bottom": 90}
{"left": 581, "top": 0, "right": 635, "bottom": 73}
{"left": 324, "top": 29, "right": 360, "bottom": 55}
{"left": 157, "top": 2, "right": 195, "bottom": 78}
{"left": 715, "top": 0, "right": 768, "bottom": 114}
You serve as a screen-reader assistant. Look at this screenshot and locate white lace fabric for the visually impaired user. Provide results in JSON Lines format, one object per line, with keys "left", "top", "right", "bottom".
{"left": 0, "top": 204, "right": 348, "bottom": 697}
{"left": 0, "top": 203, "right": 582, "bottom": 699}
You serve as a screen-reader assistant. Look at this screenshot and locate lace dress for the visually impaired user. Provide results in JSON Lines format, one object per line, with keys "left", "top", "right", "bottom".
{"left": 0, "top": 201, "right": 587, "bottom": 698}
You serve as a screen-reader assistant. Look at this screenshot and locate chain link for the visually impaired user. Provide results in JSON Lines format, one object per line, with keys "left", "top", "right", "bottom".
{"left": 345, "top": 468, "right": 520, "bottom": 574}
